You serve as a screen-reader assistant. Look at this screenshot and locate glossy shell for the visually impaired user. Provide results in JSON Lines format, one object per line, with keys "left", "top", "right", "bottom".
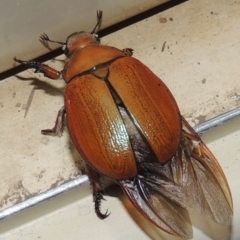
{"left": 64, "top": 45, "right": 181, "bottom": 180}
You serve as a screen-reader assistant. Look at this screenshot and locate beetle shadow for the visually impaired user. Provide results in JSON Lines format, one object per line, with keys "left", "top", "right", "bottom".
{"left": 67, "top": 139, "right": 88, "bottom": 173}
{"left": 15, "top": 74, "right": 87, "bottom": 179}
{"left": 15, "top": 74, "right": 82, "bottom": 169}
{"left": 15, "top": 74, "right": 65, "bottom": 97}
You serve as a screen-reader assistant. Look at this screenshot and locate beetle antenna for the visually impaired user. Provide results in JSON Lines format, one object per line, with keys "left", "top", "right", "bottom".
{"left": 91, "top": 10, "right": 102, "bottom": 34}
{"left": 40, "top": 33, "right": 66, "bottom": 46}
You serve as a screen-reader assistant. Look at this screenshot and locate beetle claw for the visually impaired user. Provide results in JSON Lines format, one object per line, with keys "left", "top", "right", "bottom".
{"left": 96, "top": 208, "right": 110, "bottom": 220}
{"left": 97, "top": 10, "right": 102, "bottom": 19}
{"left": 91, "top": 10, "right": 103, "bottom": 34}
{"left": 13, "top": 57, "right": 41, "bottom": 71}
{"left": 13, "top": 57, "right": 26, "bottom": 64}
{"left": 94, "top": 191, "right": 110, "bottom": 219}
{"left": 96, "top": 208, "right": 111, "bottom": 220}
{"left": 40, "top": 32, "right": 50, "bottom": 42}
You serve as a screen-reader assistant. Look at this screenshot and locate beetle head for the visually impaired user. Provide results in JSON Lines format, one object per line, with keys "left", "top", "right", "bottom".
{"left": 40, "top": 11, "right": 102, "bottom": 58}
{"left": 64, "top": 10, "right": 102, "bottom": 57}
{"left": 64, "top": 31, "right": 100, "bottom": 57}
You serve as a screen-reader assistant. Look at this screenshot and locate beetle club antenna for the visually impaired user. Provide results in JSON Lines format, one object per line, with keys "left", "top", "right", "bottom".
{"left": 91, "top": 10, "right": 103, "bottom": 34}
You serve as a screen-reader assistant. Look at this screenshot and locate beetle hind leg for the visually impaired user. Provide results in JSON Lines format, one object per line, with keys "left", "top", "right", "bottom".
{"left": 87, "top": 165, "right": 110, "bottom": 219}
{"left": 94, "top": 191, "right": 110, "bottom": 219}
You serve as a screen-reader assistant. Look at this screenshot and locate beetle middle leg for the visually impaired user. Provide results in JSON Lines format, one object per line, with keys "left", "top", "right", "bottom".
{"left": 41, "top": 106, "right": 66, "bottom": 136}
{"left": 13, "top": 57, "right": 61, "bottom": 80}
{"left": 87, "top": 165, "right": 110, "bottom": 219}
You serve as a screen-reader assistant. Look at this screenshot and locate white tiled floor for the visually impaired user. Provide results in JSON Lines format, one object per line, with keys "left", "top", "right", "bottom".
{"left": 1, "top": 0, "right": 240, "bottom": 239}
{"left": 1, "top": 116, "right": 239, "bottom": 239}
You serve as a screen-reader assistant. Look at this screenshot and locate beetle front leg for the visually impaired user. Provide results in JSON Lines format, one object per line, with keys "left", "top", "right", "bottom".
{"left": 87, "top": 165, "right": 110, "bottom": 219}
{"left": 41, "top": 106, "right": 66, "bottom": 136}
{"left": 14, "top": 57, "right": 61, "bottom": 80}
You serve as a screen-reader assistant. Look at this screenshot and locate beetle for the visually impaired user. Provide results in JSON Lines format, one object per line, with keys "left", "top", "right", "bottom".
{"left": 14, "top": 11, "right": 233, "bottom": 239}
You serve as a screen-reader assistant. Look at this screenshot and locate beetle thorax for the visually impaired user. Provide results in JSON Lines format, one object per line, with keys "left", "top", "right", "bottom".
{"left": 66, "top": 31, "right": 100, "bottom": 56}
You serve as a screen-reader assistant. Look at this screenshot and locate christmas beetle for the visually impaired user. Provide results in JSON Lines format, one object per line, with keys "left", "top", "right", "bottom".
{"left": 14, "top": 11, "right": 232, "bottom": 239}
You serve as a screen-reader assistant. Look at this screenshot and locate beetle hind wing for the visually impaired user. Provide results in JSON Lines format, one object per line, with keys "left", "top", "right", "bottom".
{"left": 176, "top": 118, "right": 233, "bottom": 225}
{"left": 119, "top": 171, "right": 193, "bottom": 239}
{"left": 118, "top": 117, "right": 232, "bottom": 238}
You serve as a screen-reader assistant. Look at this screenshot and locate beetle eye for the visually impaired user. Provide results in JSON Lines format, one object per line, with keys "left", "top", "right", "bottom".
{"left": 93, "top": 34, "right": 100, "bottom": 44}
{"left": 62, "top": 44, "right": 67, "bottom": 51}
{"left": 92, "top": 33, "right": 98, "bottom": 38}
{"left": 64, "top": 47, "right": 69, "bottom": 57}
{"left": 91, "top": 33, "right": 100, "bottom": 44}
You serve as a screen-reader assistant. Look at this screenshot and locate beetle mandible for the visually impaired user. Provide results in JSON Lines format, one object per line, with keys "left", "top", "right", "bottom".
{"left": 14, "top": 11, "right": 233, "bottom": 239}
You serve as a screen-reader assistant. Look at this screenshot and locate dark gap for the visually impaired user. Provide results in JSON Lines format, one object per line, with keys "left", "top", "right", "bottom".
{"left": 0, "top": 0, "right": 188, "bottom": 80}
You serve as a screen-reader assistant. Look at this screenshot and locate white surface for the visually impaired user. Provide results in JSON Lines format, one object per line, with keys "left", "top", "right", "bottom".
{"left": 0, "top": 0, "right": 240, "bottom": 239}
{"left": 0, "top": 118, "right": 239, "bottom": 240}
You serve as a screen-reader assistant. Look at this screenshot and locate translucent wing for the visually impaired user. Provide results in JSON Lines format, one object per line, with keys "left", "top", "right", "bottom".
{"left": 118, "top": 108, "right": 192, "bottom": 239}
{"left": 173, "top": 117, "right": 233, "bottom": 225}
{"left": 119, "top": 171, "right": 193, "bottom": 239}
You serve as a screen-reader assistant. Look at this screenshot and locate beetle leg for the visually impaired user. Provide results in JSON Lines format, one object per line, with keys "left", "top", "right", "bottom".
{"left": 122, "top": 48, "right": 134, "bottom": 56}
{"left": 41, "top": 106, "right": 66, "bottom": 136}
{"left": 40, "top": 32, "right": 65, "bottom": 46}
{"left": 87, "top": 165, "right": 110, "bottom": 219}
{"left": 13, "top": 57, "right": 61, "bottom": 80}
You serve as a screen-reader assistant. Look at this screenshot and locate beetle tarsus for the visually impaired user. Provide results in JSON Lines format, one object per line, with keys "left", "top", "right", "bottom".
{"left": 14, "top": 57, "right": 61, "bottom": 80}
{"left": 94, "top": 191, "right": 110, "bottom": 219}
{"left": 97, "top": 10, "right": 103, "bottom": 19}
{"left": 39, "top": 32, "right": 50, "bottom": 42}
{"left": 14, "top": 57, "right": 40, "bottom": 68}
{"left": 39, "top": 32, "right": 65, "bottom": 46}
{"left": 91, "top": 10, "right": 103, "bottom": 34}
{"left": 14, "top": 57, "right": 43, "bottom": 74}
{"left": 86, "top": 165, "right": 110, "bottom": 219}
